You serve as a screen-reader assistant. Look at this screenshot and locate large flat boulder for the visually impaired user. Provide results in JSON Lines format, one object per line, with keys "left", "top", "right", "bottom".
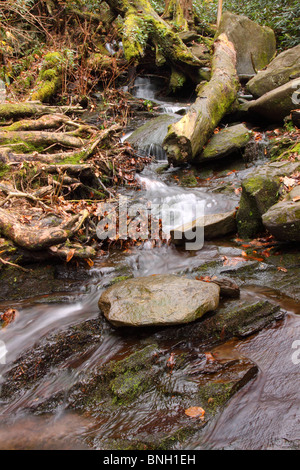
{"left": 262, "top": 199, "right": 300, "bottom": 242}
{"left": 99, "top": 274, "right": 220, "bottom": 326}
{"left": 247, "top": 44, "right": 300, "bottom": 98}
{"left": 248, "top": 78, "right": 300, "bottom": 122}
{"left": 197, "top": 124, "right": 252, "bottom": 162}
{"left": 217, "top": 12, "right": 276, "bottom": 76}
{"left": 170, "top": 210, "right": 237, "bottom": 246}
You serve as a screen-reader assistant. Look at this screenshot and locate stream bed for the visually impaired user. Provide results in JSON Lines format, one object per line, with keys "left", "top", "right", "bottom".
{"left": 0, "top": 78, "right": 299, "bottom": 450}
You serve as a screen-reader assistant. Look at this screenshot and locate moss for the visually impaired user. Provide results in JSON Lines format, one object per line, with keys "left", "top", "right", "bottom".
{"left": 0, "top": 163, "right": 10, "bottom": 179}
{"left": 31, "top": 51, "right": 63, "bottom": 103}
{"left": 0, "top": 139, "right": 45, "bottom": 154}
{"left": 109, "top": 274, "right": 134, "bottom": 286}
{"left": 169, "top": 68, "right": 186, "bottom": 94}
{"left": 60, "top": 151, "right": 85, "bottom": 165}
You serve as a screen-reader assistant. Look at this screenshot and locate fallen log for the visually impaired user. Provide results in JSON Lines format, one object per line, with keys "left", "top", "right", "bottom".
{"left": 0, "top": 103, "right": 84, "bottom": 122}
{"left": 0, "top": 208, "right": 89, "bottom": 251}
{"left": 0, "top": 114, "right": 70, "bottom": 132}
{"left": 0, "top": 123, "right": 121, "bottom": 164}
{"left": 106, "top": 0, "right": 203, "bottom": 81}
{"left": 163, "top": 34, "right": 239, "bottom": 164}
{"left": 0, "top": 130, "right": 84, "bottom": 149}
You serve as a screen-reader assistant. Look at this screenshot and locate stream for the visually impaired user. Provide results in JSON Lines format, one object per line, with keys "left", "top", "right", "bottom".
{"left": 0, "top": 77, "right": 299, "bottom": 450}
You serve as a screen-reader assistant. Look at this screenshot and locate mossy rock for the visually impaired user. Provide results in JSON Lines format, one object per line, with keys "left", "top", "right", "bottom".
{"left": 262, "top": 199, "right": 300, "bottom": 242}
{"left": 217, "top": 12, "right": 276, "bottom": 76}
{"left": 236, "top": 161, "right": 300, "bottom": 238}
{"left": 197, "top": 123, "right": 253, "bottom": 162}
{"left": 247, "top": 44, "right": 300, "bottom": 98}
{"left": 248, "top": 78, "right": 300, "bottom": 123}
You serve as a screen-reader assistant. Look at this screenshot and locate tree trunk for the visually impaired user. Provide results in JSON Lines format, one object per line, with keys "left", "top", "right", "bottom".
{"left": 105, "top": 0, "right": 202, "bottom": 81}
{"left": 163, "top": 0, "right": 194, "bottom": 30}
{"left": 163, "top": 34, "right": 239, "bottom": 164}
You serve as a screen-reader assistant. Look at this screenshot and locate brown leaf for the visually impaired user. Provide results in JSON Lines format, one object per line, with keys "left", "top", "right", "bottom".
{"left": 277, "top": 266, "right": 288, "bottom": 272}
{"left": 86, "top": 258, "right": 94, "bottom": 268}
{"left": 185, "top": 407, "right": 206, "bottom": 419}
{"left": 66, "top": 248, "right": 76, "bottom": 263}
{"left": 1, "top": 308, "right": 19, "bottom": 327}
{"left": 204, "top": 352, "right": 215, "bottom": 362}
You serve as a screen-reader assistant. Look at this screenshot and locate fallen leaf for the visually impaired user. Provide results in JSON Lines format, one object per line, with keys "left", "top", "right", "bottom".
{"left": 86, "top": 258, "right": 94, "bottom": 268}
{"left": 185, "top": 407, "right": 206, "bottom": 419}
{"left": 167, "top": 353, "right": 176, "bottom": 370}
{"left": 277, "top": 266, "right": 288, "bottom": 272}
{"left": 1, "top": 308, "right": 19, "bottom": 327}
{"left": 205, "top": 352, "right": 215, "bottom": 362}
{"left": 66, "top": 248, "right": 76, "bottom": 263}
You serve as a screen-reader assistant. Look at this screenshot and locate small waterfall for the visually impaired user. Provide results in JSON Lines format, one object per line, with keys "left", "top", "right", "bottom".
{"left": 105, "top": 41, "right": 123, "bottom": 56}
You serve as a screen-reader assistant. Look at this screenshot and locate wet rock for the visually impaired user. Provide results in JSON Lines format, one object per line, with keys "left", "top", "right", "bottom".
{"left": 128, "top": 114, "right": 180, "bottom": 158}
{"left": 247, "top": 45, "right": 300, "bottom": 98}
{"left": 156, "top": 299, "right": 283, "bottom": 345}
{"left": 248, "top": 78, "right": 300, "bottom": 122}
{"left": 217, "top": 12, "right": 276, "bottom": 76}
{"left": 170, "top": 210, "right": 237, "bottom": 245}
{"left": 236, "top": 161, "right": 300, "bottom": 238}
{"left": 0, "top": 317, "right": 103, "bottom": 399}
{"left": 98, "top": 274, "right": 220, "bottom": 326}
{"left": 262, "top": 199, "right": 300, "bottom": 242}
{"left": 211, "top": 277, "right": 240, "bottom": 298}
{"left": 197, "top": 124, "right": 252, "bottom": 162}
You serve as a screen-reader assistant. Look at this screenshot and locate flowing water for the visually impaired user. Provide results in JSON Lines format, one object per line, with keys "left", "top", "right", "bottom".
{"left": 0, "top": 78, "right": 299, "bottom": 450}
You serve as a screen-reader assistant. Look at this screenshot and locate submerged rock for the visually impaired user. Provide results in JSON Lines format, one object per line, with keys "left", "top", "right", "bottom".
{"left": 247, "top": 45, "right": 300, "bottom": 98}
{"left": 197, "top": 124, "right": 252, "bottom": 162}
{"left": 217, "top": 12, "right": 276, "bottom": 76}
{"left": 170, "top": 210, "right": 237, "bottom": 245}
{"left": 236, "top": 161, "right": 300, "bottom": 238}
{"left": 98, "top": 274, "right": 220, "bottom": 326}
{"left": 262, "top": 199, "right": 300, "bottom": 242}
{"left": 248, "top": 78, "right": 300, "bottom": 122}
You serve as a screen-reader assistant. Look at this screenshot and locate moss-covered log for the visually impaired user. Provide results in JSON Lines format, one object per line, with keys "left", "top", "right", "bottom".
{"left": 0, "top": 130, "right": 84, "bottom": 151}
{"left": 163, "top": 34, "right": 239, "bottom": 164}
{"left": 106, "top": 0, "right": 204, "bottom": 81}
{"left": 0, "top": 103, "right": 83, "bottom": 122}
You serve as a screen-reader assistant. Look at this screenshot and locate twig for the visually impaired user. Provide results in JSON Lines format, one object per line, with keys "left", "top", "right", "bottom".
{"left": 0, "top": 257, "right": 31, "bottom": 272}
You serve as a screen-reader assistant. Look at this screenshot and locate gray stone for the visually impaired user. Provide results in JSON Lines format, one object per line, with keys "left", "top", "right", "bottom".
{"left": 170, "top": 210, "right": 237, "bottom": 245}
{"left": 128, "top": 114, "right": 180, "bottom": 158}
{"left": 262, "top": 199, "right": 300, "bottom": 241}
{"left": 217, "top": 12, "right": 276, "bottom": 76}
{"left": 247, "top": 45, "right": 300, "bottom": 98}
{"left": 288, "top": 185, "right": 300, "bottom": 201}
{"left": 248, "top": 78, "right": 300, "bottom": 122}
{"left": 99, "top": 274, "right": 220, "bottom": 327}
{"left": 197, "top": 124, "right": 252, "bottom": 162}
{"left": 128, "top": 114, "right": 179, "bottom": 148}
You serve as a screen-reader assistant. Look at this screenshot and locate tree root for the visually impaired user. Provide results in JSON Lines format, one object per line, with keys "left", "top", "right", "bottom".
{"left": 0, "top": 207, "right": 90, "bottom": 251}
